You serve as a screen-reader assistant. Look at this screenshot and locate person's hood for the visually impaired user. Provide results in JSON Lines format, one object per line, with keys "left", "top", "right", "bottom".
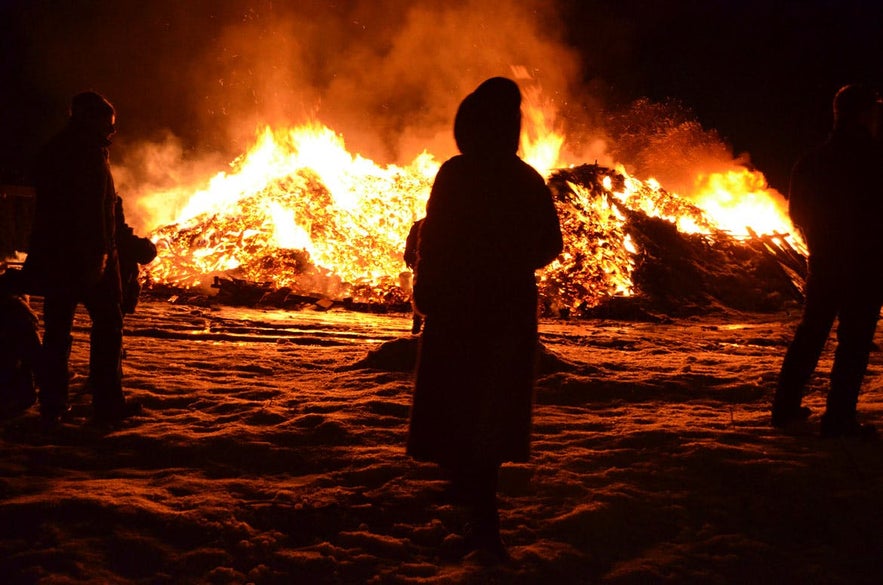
{"left": 453, "top": 77, "right": 521, "bottom": 157}
{"left": 65, "top": 118, "right": 113, "bottom": 149}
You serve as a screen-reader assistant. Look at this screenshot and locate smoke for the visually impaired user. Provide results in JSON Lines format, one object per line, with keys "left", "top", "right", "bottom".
{"left": 17, "top": 0, "right": 587, "bottom": 229}
{"left": 603, "top": 98, "right": 745, "bottom": 195}
{"left": 13, "top": 0, "right": 767, "bottom": 232}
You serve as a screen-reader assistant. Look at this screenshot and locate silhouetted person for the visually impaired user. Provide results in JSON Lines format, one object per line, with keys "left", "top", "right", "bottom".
{"left": 772, "top": 84, "right": 883, "bottom": 438}
{"left": 407, "top": 77, "right": 563, "bottom": 560}
{"left": 403, "top": 218, "right": 424, "bottom": 334}
{"left": 22, "top": 91, "right": 143, "bottom": 425}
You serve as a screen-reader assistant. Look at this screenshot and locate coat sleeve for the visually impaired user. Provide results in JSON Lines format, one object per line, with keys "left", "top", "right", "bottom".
{"left": 403, "top": 219, "right": 422, "bottom": 269}
{"left": 70, "top": 148, "right": 114, "bottom": 259}
{"left": 412, "top": 163, "right": 458, "bottom": 316}
{"left": 530, "top": 177, "right": 563, "bottom": 269}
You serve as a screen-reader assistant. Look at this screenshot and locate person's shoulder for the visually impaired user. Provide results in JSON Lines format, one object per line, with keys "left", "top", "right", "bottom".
{"left": 39, "top": 127, "right": 98, "bottom": 159}
{"left": 511, "top": 157, "right": 549, "bottom": 188}
{"left": 440, "top": 154, "right": 467, "bottom": 170}
{"left": 37, "top": 128, "right": 69, "bottom": 156}
{"left": 518, "top": 157, "right": 545, "bottom": 175}
{"left": 793, "top": 142, "right": 828, "bottom": 172}
{"left": 434, "top": 155, "right": 475, "bottom": 183}
{"left": 799, "top": 139, "right": 827, "bottom": 159}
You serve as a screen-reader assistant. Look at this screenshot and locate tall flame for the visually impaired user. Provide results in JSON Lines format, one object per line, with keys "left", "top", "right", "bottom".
{"left": 521, "top": 85, "right": 565, "bottom": 174}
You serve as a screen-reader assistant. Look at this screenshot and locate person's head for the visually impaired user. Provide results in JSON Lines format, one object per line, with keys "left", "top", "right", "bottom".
{"left": 454, "top": 77, "right": 522, "bottom": 157}
{"left": 69, "top": 91, "right": 116, "bottom": 143}
{"left": 833, "top": 84, "right": 881, "bottom": 135}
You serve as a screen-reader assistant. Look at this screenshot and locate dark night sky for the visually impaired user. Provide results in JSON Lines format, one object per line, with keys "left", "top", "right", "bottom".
{"left": 561, "top": 0, "right": 883, "bottom": 191}
{"left": 1, "top": 0, "right": 881, "bottom": 193}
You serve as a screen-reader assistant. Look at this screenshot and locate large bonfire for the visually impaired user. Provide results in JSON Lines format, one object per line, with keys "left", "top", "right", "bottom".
{"left": 141, "top": 87, "right": 805, "bottom": 316}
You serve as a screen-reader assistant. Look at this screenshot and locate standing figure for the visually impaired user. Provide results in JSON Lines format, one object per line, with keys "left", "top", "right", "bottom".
{"left": 772, "top": 84, "right": 883, "bottom": 438}
{"left": 407, "top": 77, "right": 563, "bottom": 559}
{"left": 22, "top": 91, "right": 142, "bottom": 425}
{"left": 403, "top": 217, "right": 424, "bottom": 334}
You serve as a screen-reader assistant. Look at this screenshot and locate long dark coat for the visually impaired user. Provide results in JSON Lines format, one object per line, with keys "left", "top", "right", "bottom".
{"left": 407, "top": 78, "right": 563, "bottom": 468}
{"left": 22, "top": 122, "right": 118, "bottom": 297}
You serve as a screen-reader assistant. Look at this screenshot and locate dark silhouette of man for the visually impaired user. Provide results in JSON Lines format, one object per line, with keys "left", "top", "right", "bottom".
{"left": 22, "top": 91, "right": 143, "bottom": 425}
{"left": 407, "top": 77, "right": 563, "bottom": 560}
{"left": 772, "top": 84, "right": 883, "bottom": 438}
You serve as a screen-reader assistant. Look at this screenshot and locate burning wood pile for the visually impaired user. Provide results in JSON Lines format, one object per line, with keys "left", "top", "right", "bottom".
{"left": 141, "top": 147, "right": 806, "bottom": 317}
{"left": 143, "top": 126, "right": 434, "bottom": 310}
{"left": 541, "top": 165, "right": 805, "bottom": 317}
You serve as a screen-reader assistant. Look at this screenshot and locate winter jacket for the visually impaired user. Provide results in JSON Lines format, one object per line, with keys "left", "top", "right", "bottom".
{"left": 23, "top": 122, "right": 118, "bottom": 296}
{"left": 408, "top": 77, "right": 563, "bottom": 467}
{"left": 788, "top": 125, "right": 883, "bottom": 270}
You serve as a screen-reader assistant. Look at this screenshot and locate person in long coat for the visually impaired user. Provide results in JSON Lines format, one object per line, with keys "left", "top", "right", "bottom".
{"left": 407, "top": 77, "right": 563, "bottom": 558}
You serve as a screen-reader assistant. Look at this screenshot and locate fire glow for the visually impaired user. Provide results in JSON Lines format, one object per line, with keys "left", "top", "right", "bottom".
{"left": 143, "top": 96, "right": 804, "bottom": 309}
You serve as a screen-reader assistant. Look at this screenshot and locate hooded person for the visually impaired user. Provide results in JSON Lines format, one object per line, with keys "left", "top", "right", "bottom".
{"left": 407, "top": 77, "right": 563, "bottom": 559}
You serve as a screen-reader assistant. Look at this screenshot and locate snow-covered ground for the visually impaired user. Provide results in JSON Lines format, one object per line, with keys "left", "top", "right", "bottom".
{"left": 2, "top": 298, "right": 882, "bottom": 584}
